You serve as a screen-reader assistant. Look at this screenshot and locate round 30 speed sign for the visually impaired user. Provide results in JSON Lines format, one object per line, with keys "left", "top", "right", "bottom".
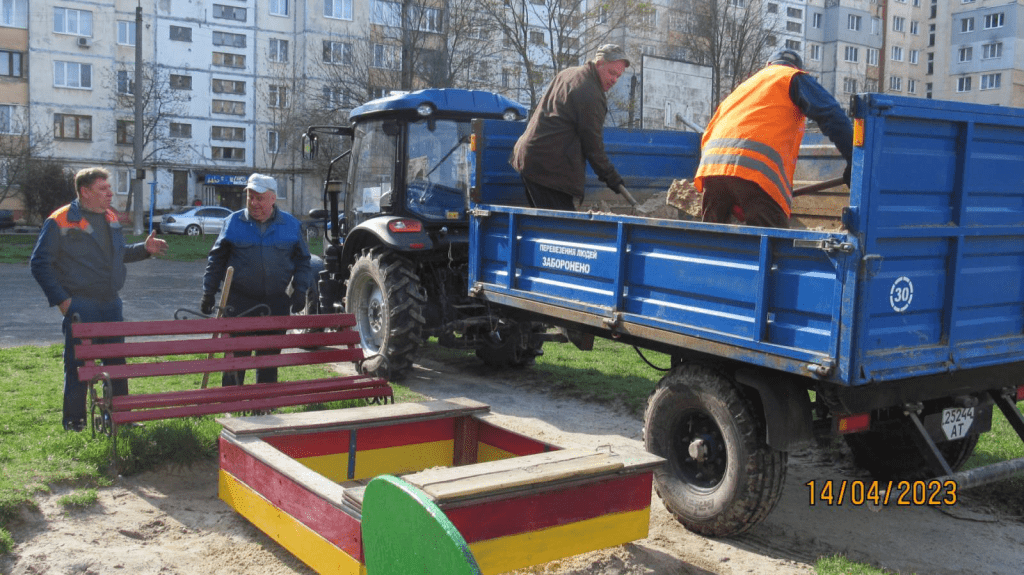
{"left": 889, "top": 276, "right": 914, "bottom": 312}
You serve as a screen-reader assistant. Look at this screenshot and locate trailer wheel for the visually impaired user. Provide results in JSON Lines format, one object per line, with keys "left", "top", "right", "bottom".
{"left": 346, "top": 247, "right": 427, "bottom": 381}
{"left": 475, "top": 321, "right": 544, "bottom": 368}
{"left": 644, "top": 363, "right": 786, "bottom": 537}
{"left": 844, "top": 420, "right": 979, "bottom": 480}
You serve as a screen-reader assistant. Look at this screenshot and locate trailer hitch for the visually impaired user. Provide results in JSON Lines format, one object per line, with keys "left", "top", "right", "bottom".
{"left": 792, "top": 238, "right": 855, "bottom": 254}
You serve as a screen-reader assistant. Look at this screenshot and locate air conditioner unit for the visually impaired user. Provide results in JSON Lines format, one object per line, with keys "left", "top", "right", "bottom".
{"left": 77, "top": 37, "right": 91, "bottom": 48}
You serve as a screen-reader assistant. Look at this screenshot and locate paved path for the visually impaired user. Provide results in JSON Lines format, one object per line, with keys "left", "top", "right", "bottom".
{"left": 1, "top": 258, "right": 206, "bottom": 348}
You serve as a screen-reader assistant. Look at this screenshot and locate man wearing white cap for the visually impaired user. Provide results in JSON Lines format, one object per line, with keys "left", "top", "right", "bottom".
{"left": 200, "top": 173, "right": 312, "bottom": 386}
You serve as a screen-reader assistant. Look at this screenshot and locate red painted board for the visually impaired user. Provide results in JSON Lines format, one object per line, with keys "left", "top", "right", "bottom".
{"left": 477, "top": 420, "right": 557, "bottom": 456}
{"left": 76, "top": 329, "right": 361, "bottom": 360}
{"left": 219, "top": 438, "right": 365, "bottom": 562}
{"left": 72, "top": 313, "right": 357, "bottom": 339}
{"left": 79, "top": 348, "right": 363, "bottom": 381}
{"left": 263, "top": 418, "right": 456, "bottom": 459}
{"left": 443, "top": 473, "right": 654, "bottom": 543}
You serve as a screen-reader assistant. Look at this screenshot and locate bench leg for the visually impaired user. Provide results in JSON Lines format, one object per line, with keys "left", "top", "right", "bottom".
{"left": 89, "top": 380, "right": 114, "bottom": 439}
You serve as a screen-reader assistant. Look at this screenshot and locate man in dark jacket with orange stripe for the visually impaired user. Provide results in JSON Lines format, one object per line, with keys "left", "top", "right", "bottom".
{"left": 30, "top": 167, "right": 167, "bottom": 431}
{"left": 695, "top": 48, "right": 854, "bottom": 227}
{"left": 511, "top": 44, "right": 631, "bottom": 210}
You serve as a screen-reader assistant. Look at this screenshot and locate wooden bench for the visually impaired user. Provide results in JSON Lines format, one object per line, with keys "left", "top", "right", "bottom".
{"left": 73, "top": 313, "right": 392, "bottom": 453}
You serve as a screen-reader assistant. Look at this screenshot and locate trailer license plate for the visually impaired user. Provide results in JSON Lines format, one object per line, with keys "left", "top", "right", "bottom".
{"left": 941, "top": 407, "right": 975, "bottom": 440}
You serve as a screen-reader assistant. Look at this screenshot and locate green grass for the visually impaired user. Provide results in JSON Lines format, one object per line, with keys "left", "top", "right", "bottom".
{"left": 0, "top": 344, "right": 421, "bottom": 555}
{"left": 815, "top": 555, "right": 896, "bottom": 575}
{"left": 0, "top": 233, "right": 323, "bottom": 264}
{"left": 57, "top": 488, "right": 98, "bottom": 510}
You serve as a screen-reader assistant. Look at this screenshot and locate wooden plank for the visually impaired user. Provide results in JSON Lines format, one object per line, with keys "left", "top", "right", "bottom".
{"left": 72, "top": 313, "right": 358, "bottom": 339}
{"left": 111, "top": 375, "right": 384, "bottom": 409}
{"left": 406, "top": 450, "right": 624, "bottom": 502}
{"left": 218, "top": 397, "right": 491, "bottom": 436}
{"left": 75, "top": 329, "right": 361, "bottom": 361}
{"left": 452, "top": 416, "right": 479, "bottom": 466}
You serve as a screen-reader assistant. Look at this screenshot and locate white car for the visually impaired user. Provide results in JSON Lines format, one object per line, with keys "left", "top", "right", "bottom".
{"left": 160, "top": 206, "right": 233, "bottom": 236}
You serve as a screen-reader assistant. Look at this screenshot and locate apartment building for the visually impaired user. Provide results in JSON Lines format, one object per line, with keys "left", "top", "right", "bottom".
{"left": 0, "top": 0, "right": 28, "bottom": 214}
{"left": 939, "top": 0, "right": 1021, "bottom": 106}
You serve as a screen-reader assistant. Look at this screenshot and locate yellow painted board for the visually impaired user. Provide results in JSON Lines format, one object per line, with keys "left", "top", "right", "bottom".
{"left": 475, "top": 443, "right": 516, "bottom": 463}
{"left": 295, "top": 439, "right": 455, "bottom": 482}
{"left": 469, "top": 508, "right": 651, "bottom": 575}
{"left": 219, "top": 469, "right": 366, "bottom": 575}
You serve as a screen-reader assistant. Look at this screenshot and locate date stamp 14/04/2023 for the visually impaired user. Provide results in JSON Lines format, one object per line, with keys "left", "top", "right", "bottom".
{"left": 805, "top": 480, "right": 958, "bottom": 507}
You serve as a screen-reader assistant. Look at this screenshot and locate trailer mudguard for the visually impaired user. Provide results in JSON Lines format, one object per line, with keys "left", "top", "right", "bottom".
{"left": 340, "top": 217, "right": 434, "bottom": 264}
{"left": 734, "top": 368, "right": 814, "bottom": 451}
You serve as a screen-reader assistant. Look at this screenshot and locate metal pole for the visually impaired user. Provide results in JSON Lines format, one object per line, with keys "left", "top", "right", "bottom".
{"left": 131, "top": 4, "right": 144, "bottom": 235}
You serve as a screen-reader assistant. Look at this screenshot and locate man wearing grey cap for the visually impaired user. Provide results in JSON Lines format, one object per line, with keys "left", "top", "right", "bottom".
{"left": 200, "top": 173, "right": 312, "bottom": 387}
{"left": 511, "top": 43, "right": 632, "bottom": 210}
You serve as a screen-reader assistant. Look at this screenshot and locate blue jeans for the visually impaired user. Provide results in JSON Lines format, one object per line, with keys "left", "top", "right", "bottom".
{"left": 61, "top": 296, "right": 126, "bottom": 428}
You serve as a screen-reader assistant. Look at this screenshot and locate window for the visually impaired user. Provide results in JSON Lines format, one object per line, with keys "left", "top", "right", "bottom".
{"left": 116, "top": 70, "right": 134, "bottom": 95}
{"left": 871, "top": 17, "right": 881, "bottom": 35}
{"left": 926, "top": 82, "right": 933, "bottom": 99}
{"left": 323, "top": 40, "right": 353, "bottom": 65}
{"left": 848, "top": 15, "right": 861, "bottom": 31}
{"left": 910, "top": 21, "right": 919, "bottom": 34}
{"left": 268, "top": 130, "right": 281, "bottom": 153}
{"left": 116, "top": 120, "right": 134, "bottom": 145}
{"left": 865, "top": 79, "right": 878, "bottom": 92}
{"left": 54, "top": 7, "right": 92, "bottom": 36}
{"left": 810, "top": 45, "right": 821, "bottom": 61}
{"left": 170, "top": 74, "right": 192, "bottom": 90}
{"left": 786, "top": 21, "right": 801, "bottom": 33}
{"left": 212, "top": 99, "right": 245, "bottom": 115}
{"left": 787, "top": 7, "right": 802, "bottom": 18}
{"left": 910, "top": 50, "right": 919, "bottom": 64}
{"left": 0, "top": 104, "right": 19, "bottom": 133}
{"left": 213, "top": 4, "right": 246, "bottom": 21}
{"left": 213, "top": 52, "right": 246, "bottom": 68}
{"left": 961, "top": 17, "right": 974, "bottom": 32}
{"left": 983, "top": 13, "right": 1004, "bottom": 29}
{"left": 270, "top": 0, "right": 288, "bottom": 16}
{"left": 269, "top": 85, "right": 288, "bottom": 108}
{"left": 0, "top": 50, "right": 22, "bottom": 77}
{"left": 325, "top": 0, "right": 352, "bottom": 19}
{"left": 908, "top": 79, "right": 917, "bottom": 94}
{"left": 169, "top": 122, "right": 192, "bottom": 138}
{"left": 785, "top": 39, "right": 801, "bottom": 51}
{"left": 844, "top": 46, "right": 859, "bottom": 63}
{"left": 530, "top": 30, "right": 545, "bottom": 45}
{"left": 211, "top": 126, "right": 245, "bottom": 140}
{"left": 981, "top": 73, "right": 1001, "bottom": 90}
{"left": 843, "top": 77, "right": 857, "bottom": 93}
{"left": 927, "top": 52, "right": 934, "bottom": 74}
{"left": 867, "top": 48, "right": 879, "bottom": 66}
{"left": 373, "top": 44, "right": 401, "bottom": 69}
{"left": 212, "top": 78, "right": 245, "bottom": 94}
{"left": 371, "top": 0, "right": 401, "bottom": 25}
{"left": 118, "top": 21, "right": 135, "bottom": 46}
{"left": 1, "top": 0, "right": 28, "bottom": 28}
{"left": 53, "top": 61, "right": 91, "bottom": 89}
{"left": 767, "top": 3, "right": 777, "bottom": 13}
{"left": 213, "top": 31, "right": 246, "bottom": 48}
{"left": 891, "top": 46, "right": 904, "bottom": 62}
{"left": 370, "top": 86, "right": 389, "bottom": 99}
{"left": 116, "top": 169, "right": 130, "bottom": 195}
{"left": 812, "top": 13, "right": 821, "bottom": 28}
{"left": 957, "top": 77, "right": 971, "bottom": 92}
{"left": 323, "top": 86, "right": 349, "bottom": 108}
{"left": 269, "top": 39, "right": 288, "bottom": 62}
{"left": 212, "top": 147, "right": 245, "bottom": 161}
{"left": 170, "top": 25, "right": 192, "bottom": 42}
{"left": 889, "top": 76, "right": 902, "bottom": 91}
{"left": 638, "top": 6, "right": 656, "bottom": 28}
{"left": 728, "top": 0, "right": 743, "bottom": 7}
{"left": 982, "top": 42, "right": 1002, "bottom": 59}
{"left": 958, "top": 47, "right": 972, "bottom": 62}
{"left": 54, "top": 113, "right": 91, "bottom": 140}
{"left": 893, "top": 16, "right": 905, "bottom": 32}
{"left": 409, "top": 5, "right": 443, "bottom": 33}
{"left": 929, "top": 24, "right": 935, "bottom": 46}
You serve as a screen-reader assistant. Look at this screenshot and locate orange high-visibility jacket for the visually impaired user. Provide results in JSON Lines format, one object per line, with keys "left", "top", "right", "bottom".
{"left": 694, "top": 65, "right": 806, "bottom": 216}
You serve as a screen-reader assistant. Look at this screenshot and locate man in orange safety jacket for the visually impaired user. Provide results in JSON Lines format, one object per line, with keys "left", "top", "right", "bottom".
{"left": 694, "top": 48, "right": 854, "bottom": 227}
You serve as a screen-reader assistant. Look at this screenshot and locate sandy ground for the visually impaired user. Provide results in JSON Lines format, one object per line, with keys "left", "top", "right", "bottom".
{"left": 3, "top": 355, "right": 1024, "bottom": 575}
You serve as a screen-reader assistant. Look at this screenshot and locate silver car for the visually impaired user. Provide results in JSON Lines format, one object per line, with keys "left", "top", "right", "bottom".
{"left": 160, "top": 206, "right": 233, "bottom": 236}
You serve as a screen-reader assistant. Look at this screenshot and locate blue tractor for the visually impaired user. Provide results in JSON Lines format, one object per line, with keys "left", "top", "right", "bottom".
{"left": 303, "top": 89, "right": 547, "bottom": 380}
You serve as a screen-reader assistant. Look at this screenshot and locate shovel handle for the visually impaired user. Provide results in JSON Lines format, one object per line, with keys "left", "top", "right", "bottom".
{"left": 793, "top": 177, "right": 846, "bottom": 197}
{"left": 200, "top": 266, "right": 234, "bottom": 389}
{"left": 616, "top": 185, "right": 640, "bottom": 209}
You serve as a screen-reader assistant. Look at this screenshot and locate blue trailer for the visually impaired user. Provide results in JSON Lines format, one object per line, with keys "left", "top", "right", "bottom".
{"left": 466, "top": 93, "right": 1024, "bottom": 535}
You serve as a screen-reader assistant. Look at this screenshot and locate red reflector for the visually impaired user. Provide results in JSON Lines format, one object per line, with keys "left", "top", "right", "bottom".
{"left": 388, "top": 219, "right": 422, "bottom": 233}
{"left": 409, "top": 243, "right": 426, "bottom": 249}
{"left": 836, "top": 413, "right": 871, "bottom": 434}
{"left": 1017, "top": 385, "right": 1024, "bottom": 402}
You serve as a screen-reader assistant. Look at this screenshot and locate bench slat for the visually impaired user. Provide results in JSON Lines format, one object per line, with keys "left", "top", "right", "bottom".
{"left": 75, "top": 330, "right": 361, "bottom": 361}
{"left": 111, "top": 375, "right": 386, "bottom": 409}
{"left": 113, "top": 387, "right": 392, "bottom": 424}
{"left": 79, "top": 347, "right": 364, "bottom": 382}
{"left": 73, "top": 313, "right": 357, "bottom": 339}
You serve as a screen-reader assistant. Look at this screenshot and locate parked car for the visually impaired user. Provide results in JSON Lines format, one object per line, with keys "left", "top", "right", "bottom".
{"left": 0, "top": 210, "right": 14, "bottom": 231}
{"left": 160, "top": 206, "right": 233, "bottom": 236}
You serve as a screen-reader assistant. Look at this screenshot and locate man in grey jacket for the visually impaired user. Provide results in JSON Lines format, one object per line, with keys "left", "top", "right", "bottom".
{"left": 511, "top": 44, "right": 631, "bottom": 210}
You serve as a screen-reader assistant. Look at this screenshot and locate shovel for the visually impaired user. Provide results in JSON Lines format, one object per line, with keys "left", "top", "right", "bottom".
{"left": 792, "top": 177, "right": 846, "bottom": 197}
{"left": 200, "top": 266, "right": 234, "bottom": 389}
{"left": 616, "top": 184, "right": 641, "bottom": 212}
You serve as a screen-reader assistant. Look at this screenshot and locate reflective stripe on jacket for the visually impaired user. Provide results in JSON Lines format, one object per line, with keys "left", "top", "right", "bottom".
{"left": 695, "top": 65, "right": 806, "bottom": 216}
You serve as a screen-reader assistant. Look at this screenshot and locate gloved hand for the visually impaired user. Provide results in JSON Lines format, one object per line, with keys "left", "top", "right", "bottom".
{"left": 290, "top": 291, "right": 307, "bottom": 314}
{"left": 200, "top": 293, "right": 215, "bottom": 316}
{"left": 843, "top": 163, "right": 852, "bottom": 187}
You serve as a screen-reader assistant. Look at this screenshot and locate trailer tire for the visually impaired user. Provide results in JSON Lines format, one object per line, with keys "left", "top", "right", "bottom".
{"left": 844, "top": 421, "right": 979, "bottom": 481}
{"left": 644, "top": 363, "right": 787, "bottom": 537}
{"left": 346, "top": 247, "right": 427, "bottom": 381}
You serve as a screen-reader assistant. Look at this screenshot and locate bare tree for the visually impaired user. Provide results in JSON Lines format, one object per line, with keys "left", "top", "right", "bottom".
{"left": 0, "top": 117, "right": 54, "bottom": 209}
{"left": 666, "top": 0, "right": 780, "bottom": 108}
{"left": 15, "top": 160, "right": 75, "bottom": 224}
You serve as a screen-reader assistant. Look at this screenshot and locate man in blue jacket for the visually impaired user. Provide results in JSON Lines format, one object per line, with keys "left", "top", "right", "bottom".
{"left": 200, "top": 173, "right": 311, "bottom": 386}
{"left": 31, "top": 167, "right": 168, "bottom": 431}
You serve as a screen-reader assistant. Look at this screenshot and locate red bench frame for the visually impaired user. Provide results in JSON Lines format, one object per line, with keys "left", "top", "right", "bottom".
{"left": 73, "top": 313, "right": 391, "bottom": 457}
